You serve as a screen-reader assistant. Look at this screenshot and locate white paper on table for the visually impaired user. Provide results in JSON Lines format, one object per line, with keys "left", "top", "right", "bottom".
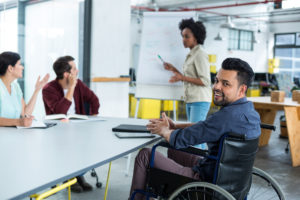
{"left": 17, "top": 120, "right": 47, "bottom": 129}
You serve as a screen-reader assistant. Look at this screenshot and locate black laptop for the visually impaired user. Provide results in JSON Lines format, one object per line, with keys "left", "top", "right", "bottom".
{"left": 112, "top": 124, "right": 155, "bottom": 138}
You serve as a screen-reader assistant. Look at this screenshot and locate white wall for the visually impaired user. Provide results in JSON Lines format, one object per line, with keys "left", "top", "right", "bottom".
{"left": 0, "top": 8, "right": 17, "bottom": 52}
{"left": 25, "top": 0, "right": 79, "bottom": 119}
{"left": 91, "top": 0, "right": 131, "bottom": 118}
{"left": 204, "top": 22, "right": 269, "bottom": 73}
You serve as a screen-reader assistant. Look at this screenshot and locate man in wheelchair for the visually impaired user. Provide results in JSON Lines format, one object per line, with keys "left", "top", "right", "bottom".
{"left": 129, "top": 58, "right": 261, "bottom": 200}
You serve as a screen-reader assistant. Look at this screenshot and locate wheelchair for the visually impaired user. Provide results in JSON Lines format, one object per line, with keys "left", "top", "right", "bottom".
{"left": 131, "top": 124, "right": 285, "bottom": 200}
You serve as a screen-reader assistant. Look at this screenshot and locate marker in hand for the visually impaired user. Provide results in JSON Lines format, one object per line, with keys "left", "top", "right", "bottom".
{"left": 157, "top": 54, "right": 165, "bottom": 64}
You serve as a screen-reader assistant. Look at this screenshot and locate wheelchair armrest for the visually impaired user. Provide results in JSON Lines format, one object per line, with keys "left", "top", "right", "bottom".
{"left": 149, "top": 141, "right": 209, "bottom": 168}
{"left": 260, "top": 123, "right": 276, "bottom": 131}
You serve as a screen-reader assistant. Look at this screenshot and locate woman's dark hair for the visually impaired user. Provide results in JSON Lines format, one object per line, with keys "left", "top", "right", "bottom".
{"left": 0, "top": 52, "right": 21, "bottom": 76}
{"left": 179, "top": 18, "right": 206, "bottom": 45}
{"left": 221, "top": 58, "right": 254, "bottom": 89}
{"left": 53, "top": 56, "right": 75, "bottom": 79}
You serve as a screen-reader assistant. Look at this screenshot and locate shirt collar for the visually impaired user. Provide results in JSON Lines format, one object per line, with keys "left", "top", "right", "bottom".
{"left": 187, "top": 44, "right": 201, "bottom": 57}
{"left": 227, "top": 97, "right": 248, "bottom": 106}
{"left": 220, "top": 97, "right": 248, "bottom": 110}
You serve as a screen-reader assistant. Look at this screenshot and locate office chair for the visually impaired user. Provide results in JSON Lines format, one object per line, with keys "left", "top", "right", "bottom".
{"left": 84, "top": 102, "right": 102, "bottom": 188}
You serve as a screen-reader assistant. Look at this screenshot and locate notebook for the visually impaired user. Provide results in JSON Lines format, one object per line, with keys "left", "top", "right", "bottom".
{"left": 112, "top": 124, "right": 155, "bottom": 138}
{"left": 17, "top": 122, "right": 57, "bottom": 129}
{"left": 112, "top": 124, "right": 150, "bottom": 133}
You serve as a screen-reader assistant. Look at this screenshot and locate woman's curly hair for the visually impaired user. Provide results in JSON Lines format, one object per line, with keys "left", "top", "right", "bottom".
{"left": 179, "top": 18, "right": 206, "bottom": 45}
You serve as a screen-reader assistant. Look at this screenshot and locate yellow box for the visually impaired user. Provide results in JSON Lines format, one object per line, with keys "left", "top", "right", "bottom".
{"left": 208, "top": 54, "right": 217, "bottom": 63}
{"left": 273, "top": 58, "right": 280, "bottom": 67}
{"left": 247, "top": 89, "right": 260, "bottom": 97}
{"left": 210, "top": 65, "right": 217, "bottom": 73}
{"left": 268, "top": 66, "right": 274, "bottom": 74}
{"left": 162, "top": 100, "right": 178, "bottom": 111}
{"left": 129, "top": 95, "right": 161, "bottom": 119}
{"left": 268, "top": 58, "right": 280, "bottom": 67}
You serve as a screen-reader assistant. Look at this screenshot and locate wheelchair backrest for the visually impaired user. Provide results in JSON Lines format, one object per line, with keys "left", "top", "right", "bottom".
{"left": 214, "top": 133, "right": 259, "bottom": 200}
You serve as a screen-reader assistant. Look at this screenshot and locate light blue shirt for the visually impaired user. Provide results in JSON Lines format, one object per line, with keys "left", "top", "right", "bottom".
{"left": 0, "top": 78, "right": 23, "bottom": 119}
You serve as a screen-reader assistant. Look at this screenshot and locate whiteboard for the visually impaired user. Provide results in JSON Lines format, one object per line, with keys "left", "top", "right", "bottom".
{"left": 135, "top": 12, "right": 196, "bottom": 100}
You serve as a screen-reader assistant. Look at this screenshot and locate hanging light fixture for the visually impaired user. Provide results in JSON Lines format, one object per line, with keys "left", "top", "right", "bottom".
{"left": 252, "top": 34, "right": 259, "bottom": 44}
{"left": 220, "top": 16, "right": 235, "bottom": 29}
{"left": 214, "top": 32, "right": 223, "bottom": 41}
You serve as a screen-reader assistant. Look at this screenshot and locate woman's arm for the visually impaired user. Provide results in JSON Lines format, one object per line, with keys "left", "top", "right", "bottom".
{"left": 182, "top": 75, "right": 205, "bottom": 86}
{"left": 169, "top": 72, "right": 205, "bottom": 86}
{"left": 0, "top": 117, "right": 33, "bottom": 127}
{"left": 24, "top": 74, "right": 49, "bottom": 115}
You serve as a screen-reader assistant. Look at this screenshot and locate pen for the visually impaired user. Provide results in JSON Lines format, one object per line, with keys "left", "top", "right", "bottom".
{"left": 157, "top": 54, "right": 165, "bottom": 63}
{"left": 24, "top": 114, "right": 35, "bottom": 120}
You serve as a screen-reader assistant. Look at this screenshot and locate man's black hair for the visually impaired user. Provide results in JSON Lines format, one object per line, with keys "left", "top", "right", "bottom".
{"left": 53, "top": 56, "right": 75, "bottom": 79}
{"left": 179, "top": 18, "right": 206, "bottom": 45}
{"left": 221, "top": 58, "right": 254, "bottom": 89}
{"left": 0, "top": 52, "right": 21, "bottom": 76}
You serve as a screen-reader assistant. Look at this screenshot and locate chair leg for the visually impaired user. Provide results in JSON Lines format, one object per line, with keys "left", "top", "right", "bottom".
{"left": 125, "top": 153, "right": 132, "bottom": 176}
{"left": 285, "top": 141, "right": 289, "bottom": 153}
{"left": 91, "top": 169, "right": 102, "bottom": 188}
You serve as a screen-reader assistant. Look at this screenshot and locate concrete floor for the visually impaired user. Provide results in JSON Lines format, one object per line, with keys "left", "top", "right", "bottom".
{"left": 27, "top": 111, "right": 300, "bottom": 200}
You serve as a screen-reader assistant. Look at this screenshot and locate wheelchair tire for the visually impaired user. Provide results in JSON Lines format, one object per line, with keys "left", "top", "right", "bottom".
{"left": 168, "top": 182, "right": 235, "bottom": 200}
{"left": 248, "top": 167, "right": 285, "bottom": 200}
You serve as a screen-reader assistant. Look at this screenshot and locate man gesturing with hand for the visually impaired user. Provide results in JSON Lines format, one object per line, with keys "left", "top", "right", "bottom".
{"left": 42, "top": 55, "right": 100, "bottom": 193}
{"left": 129, "top": 58, "right": 261, "bottom": 200}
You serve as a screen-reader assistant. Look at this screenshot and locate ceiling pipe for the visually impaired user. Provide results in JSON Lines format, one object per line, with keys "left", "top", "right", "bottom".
{"left": 132, "top": 0, "right": 282, "bottom": 12}
{"left": 132, "top": 0, "right": 299, "bottom": 24}
{"left": 175, "top": 0, "right": 282, "bottom": 12}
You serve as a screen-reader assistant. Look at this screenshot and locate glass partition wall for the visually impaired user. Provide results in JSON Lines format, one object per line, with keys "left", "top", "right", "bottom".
{"left": 0, "top": 0, "right": 89, "bottom": 118}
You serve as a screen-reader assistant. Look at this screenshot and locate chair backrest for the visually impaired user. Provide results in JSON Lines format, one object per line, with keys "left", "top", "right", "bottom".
{"left": 214, "top": 133, "right": 259, "bottom": 200}
{"left": 84, "top": 102, "right": 90, "bottom": 115}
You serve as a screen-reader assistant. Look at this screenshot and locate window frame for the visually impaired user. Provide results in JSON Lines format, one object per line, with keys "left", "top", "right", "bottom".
{"left": 274, "top": 32, "right": 300, "bottom": 48}
{"left": 274, "top": 32, "right": 300, "bottom": 84}
{"left": 228, "top": 28, "right": 254, "bottom": 51}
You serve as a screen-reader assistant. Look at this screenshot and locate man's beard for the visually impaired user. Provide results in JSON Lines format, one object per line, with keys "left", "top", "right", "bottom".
{"left": 213, "top": 90, "right": 229, "bottom": 106}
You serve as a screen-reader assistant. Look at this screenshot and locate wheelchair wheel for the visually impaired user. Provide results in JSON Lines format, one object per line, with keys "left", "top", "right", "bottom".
{"left": 247, "top": 167, "right": 285, "bottom": 200}
{"left": 168, "top": 182, "right": 235, "bottom": 200}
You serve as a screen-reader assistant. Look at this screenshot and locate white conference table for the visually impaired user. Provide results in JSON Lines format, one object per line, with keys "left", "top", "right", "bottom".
{"left": 0, "top": 117, "right": 161, "bottom": 200}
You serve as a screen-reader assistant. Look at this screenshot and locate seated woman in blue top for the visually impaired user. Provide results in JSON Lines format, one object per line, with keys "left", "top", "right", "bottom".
{"left": 0, "top": 51, "right": 49, "bottom": 127}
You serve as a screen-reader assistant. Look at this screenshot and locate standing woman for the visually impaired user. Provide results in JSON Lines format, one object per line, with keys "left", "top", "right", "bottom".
{"left": 164, "top": 18, "right": 212, "bottom": 123}
{"left": 163, "top": 18, "right": 211, "bottom": 149}
{"left": 0, "top": 51, "right": 49, "bottom": 127}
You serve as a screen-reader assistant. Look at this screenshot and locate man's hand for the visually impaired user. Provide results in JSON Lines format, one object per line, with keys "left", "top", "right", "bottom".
{"left": 169, "top": 71, "right": 184, "bottom": 83}
{"left": 68, "top": 74, "right": 78, "bottom": 88}
{"left": 35, "top": 74, "right": 50, "bottom": 91}
{"left": 147, "top": 112, "right": 174, "bottom": 142}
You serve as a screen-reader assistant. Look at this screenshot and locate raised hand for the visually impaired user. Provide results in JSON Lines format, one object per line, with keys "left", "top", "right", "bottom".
{"left": 35, "top": 74, "right": 50, "bottom": 91}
